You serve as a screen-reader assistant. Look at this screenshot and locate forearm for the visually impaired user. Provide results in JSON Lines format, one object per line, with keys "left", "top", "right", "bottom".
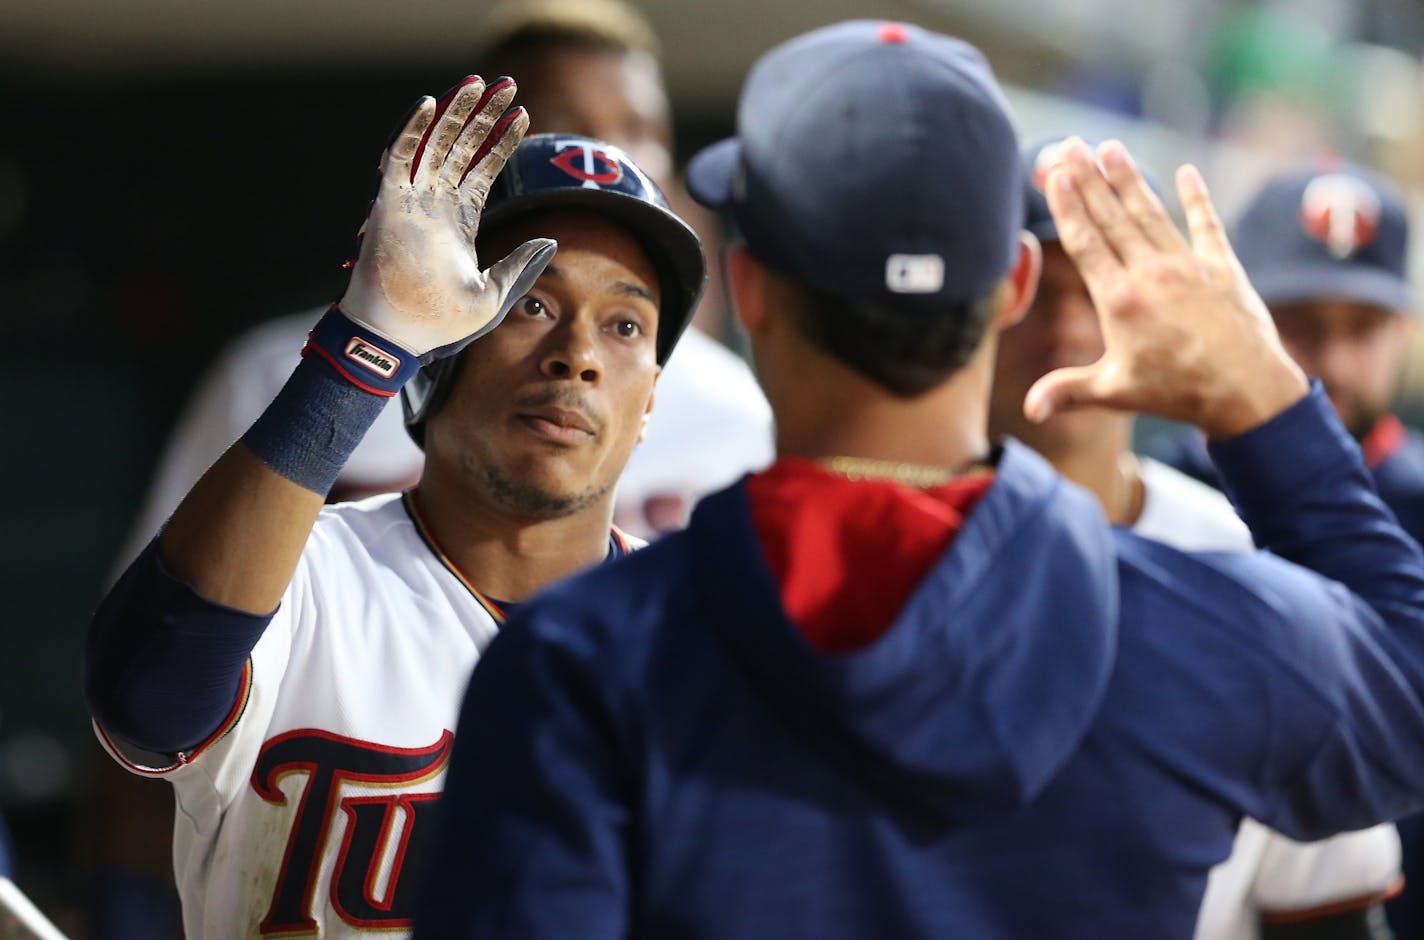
{"left": 1213, "top": 386, "right": 1424, "bottom": 833}
{"left": 159, "top": 309, "right": 408, "bottom": 612}
{"left": 87, "top": 311, "right": 409, "bottom": 749}
{"left": 159, "top": 443, "right": 324, "bottom": 614}
{"left": 1211, "top": 384, "right": 1424, "bottom": 613}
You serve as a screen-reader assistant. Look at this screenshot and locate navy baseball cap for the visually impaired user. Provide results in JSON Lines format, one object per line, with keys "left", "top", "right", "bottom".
{"left": 1230, "top": 162, "right": 1415, "bottom": 314}
{"left": 1020, "top": 135, "right": 1167, "bottom": 243}
{"left": 481, "top": 133, "right": 707, "bottom": 365}
{"left": 686, "top": 20, "right": 1023, "bottom": 310}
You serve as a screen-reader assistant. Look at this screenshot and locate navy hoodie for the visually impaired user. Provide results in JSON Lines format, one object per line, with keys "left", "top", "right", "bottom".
{"left": 1148, "top": 416, "right": 1424, "bottom": 543}
{"left": 415, "top": 388, "right": 1424, "bottom": 939}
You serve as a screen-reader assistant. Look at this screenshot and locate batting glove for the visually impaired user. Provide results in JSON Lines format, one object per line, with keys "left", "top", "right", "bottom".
{"left": 338, "top": 76, "right": 556, "bottom": 368}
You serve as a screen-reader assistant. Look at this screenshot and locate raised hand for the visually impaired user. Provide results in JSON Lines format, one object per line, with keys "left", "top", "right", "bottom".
{"left": 1024, "top": 138, "right": 1307, "bottom": 439}
{"left": 339, "top": 76, "right": 557, "bottom": 362}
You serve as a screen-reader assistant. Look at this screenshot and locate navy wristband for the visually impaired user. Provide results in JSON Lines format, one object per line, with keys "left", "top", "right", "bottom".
{"left": 304, "top": 306, "right": 422, "bottom": 396}
{"left": 240, "top": 308, "right": 417, "bottom": 495}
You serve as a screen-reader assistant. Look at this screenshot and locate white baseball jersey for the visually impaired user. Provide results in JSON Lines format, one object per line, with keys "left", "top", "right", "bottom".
{"left": 1134, "top": 457, "right": 1403, "bottom": 940}
{"left": 613, "top": 326, "right": 774, "bottom": 538}
{"left": 95, "top": 492, "right": 635, "bottom": 938}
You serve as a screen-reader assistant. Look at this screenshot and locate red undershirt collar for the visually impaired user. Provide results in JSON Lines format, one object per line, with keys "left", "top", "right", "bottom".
{"left": 746, "top": 458, "right": 996, "bottom": 654}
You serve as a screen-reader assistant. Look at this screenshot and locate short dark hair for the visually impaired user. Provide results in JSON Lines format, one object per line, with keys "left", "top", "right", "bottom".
{"left": 783, "top": 280, "right": 996, "bottom": 398}
{"left": 480, "top": 0, "right": 660, "bottom": 72}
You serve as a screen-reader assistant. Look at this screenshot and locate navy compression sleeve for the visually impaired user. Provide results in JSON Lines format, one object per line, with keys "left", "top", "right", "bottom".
{"left": 84, "top": 538, "right": 274, "bottom": 756}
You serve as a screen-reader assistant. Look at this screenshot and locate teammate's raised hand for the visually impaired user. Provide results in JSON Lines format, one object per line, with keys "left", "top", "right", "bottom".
{"left": 339, "top": 76, "right": 557, "bottom": 362}
{"left": 1024, "top": 138, "right": 1307, "bottom": 438}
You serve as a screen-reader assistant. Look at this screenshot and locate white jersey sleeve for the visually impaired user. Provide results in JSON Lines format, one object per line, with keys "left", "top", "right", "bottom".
{"left": 1252, "top": 823, "right": 1402, "bottom": 923}
{"left": 1133, "top": 458, "right": 1403, "bottom": 940}
{"left": 96, "top": 494, "right": 501, "bottom": 938}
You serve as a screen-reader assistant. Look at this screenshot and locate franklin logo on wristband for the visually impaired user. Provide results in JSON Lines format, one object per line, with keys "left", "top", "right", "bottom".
{"left": 344, "top": 338, "right": 401, "bottom": 379}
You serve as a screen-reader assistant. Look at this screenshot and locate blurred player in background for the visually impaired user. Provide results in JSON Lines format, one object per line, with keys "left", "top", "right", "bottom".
{"left": 85, "top": 74, "right": 707, "bottom": 938}
{"left": 415, "top": 21, "right": 1424, "bottom": 939}
{"left": 1147, "top": 160, "right": 1424, "bottom": 940}
{"left": 992, "top": 138, "right": 1402, "bottom": 940}
{"left": 87, "top": 2, "right": 769, "bottom": 934}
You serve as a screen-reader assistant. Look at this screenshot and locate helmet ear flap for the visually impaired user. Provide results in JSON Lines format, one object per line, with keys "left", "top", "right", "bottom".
{"left": 401, "top": 356, "right": 462, "bottom": 449}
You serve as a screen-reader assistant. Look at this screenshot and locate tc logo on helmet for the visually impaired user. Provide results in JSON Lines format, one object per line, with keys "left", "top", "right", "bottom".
{"left": 1300, "top": 174, "right": 1381, "bottom": 259}
{"left": 550, "top": 141, "right": 625, "bottom": 189}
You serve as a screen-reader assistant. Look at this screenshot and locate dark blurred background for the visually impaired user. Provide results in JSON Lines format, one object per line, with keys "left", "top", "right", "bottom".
{"left": 4, "top": 0, "right": 1424, "bottom": 932}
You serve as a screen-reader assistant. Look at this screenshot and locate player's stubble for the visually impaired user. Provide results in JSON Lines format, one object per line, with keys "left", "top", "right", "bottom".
{"left": 474, "top": 460, "right": 615, "bottom": 521}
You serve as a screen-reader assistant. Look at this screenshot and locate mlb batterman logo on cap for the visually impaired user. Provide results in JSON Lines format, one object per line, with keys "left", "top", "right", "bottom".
{"left": 1230, "top": 161, "right": 1416, "bottom": 314}
{"left": 685, "top": 19, "right": 1023, "bottom": 312}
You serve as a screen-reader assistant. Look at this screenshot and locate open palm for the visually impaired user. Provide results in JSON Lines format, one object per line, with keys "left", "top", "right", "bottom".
{"left": 1026, "top": 139, "right": 1307, "bottom": 439}
{"left": 341, "top": 76, "right": 556, "bottom": 363}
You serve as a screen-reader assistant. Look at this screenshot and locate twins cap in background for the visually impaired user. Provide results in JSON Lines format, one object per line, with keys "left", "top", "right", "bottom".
{"left": 1230, "top": 162, "right": 1416, "bottom": 314}
{"left": 686, "top": 20, "right": 1023, "bottom": 310}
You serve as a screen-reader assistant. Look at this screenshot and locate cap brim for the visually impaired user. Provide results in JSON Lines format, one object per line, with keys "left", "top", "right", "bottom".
{"left": 1026, "top": 219, "right": 1058, "bottom": 243}
{"left": 685, "top": 137, "right": 741, "bottom": 209}
{"left": 1250, "top": 266, "right": 1416, "bottom": 315}
{"left": 480, "top": 188, "right": 708, "bottom": 363}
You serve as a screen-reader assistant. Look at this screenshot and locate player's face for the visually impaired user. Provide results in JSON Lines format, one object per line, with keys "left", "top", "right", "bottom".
{"left": 1271, "top": 299, "right": 1412, "bottom": 440}
{"left": 989, "top": 241, "right": 1122, "bottom": 453}
{"left": 518, "top": 47, "right": 673, "bottom": 186}
{"left": 426, "top": 210, "right": 661, "bottom": 520}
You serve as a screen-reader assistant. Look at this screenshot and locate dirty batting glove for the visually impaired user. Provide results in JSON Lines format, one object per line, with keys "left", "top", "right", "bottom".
{"left": 242, "top": 77, "right": 555, "bottom": 496}
{"left": 339, "top": 74, "right": 556, "bottom": 363}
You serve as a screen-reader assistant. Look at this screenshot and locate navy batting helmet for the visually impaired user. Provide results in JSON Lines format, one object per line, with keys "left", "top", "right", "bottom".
{"left": 402, "top": 132, "right": 707, "bottom": 447}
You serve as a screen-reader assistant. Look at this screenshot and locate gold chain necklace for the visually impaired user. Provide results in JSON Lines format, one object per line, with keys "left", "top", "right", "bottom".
{"left": 815, "top": 456, "right": 990, "bottom": 489}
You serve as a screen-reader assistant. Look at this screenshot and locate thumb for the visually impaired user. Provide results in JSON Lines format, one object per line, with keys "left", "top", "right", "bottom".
{"left": 1024, "top": 364, "right": 1106, "bottom": 424}
{"left": 469, "top": 238, "right": 557, "bottom": 344}
{"left": 489, "top": 238, "right": 558, "bottom": 306}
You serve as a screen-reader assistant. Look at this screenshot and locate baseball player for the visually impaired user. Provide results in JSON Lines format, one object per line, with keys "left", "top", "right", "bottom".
{"left": 109, "top": 0, "right": 768, "bottom": 565}
{"left": 991, "top": 138, "right": 1403, "bottom": 940}
{"left": 90, "top": 4, "right": 769, "bottom": 932}
{"left": 83, "top": 77, "right": 705, "bottom": 938}
{"left": 414, "top": 21, "right": 1424, "bottom": 939}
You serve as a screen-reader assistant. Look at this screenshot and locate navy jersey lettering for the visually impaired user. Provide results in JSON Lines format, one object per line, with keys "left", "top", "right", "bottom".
{"left": 250, "top": 729, "right": 453, "bottom": 934}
